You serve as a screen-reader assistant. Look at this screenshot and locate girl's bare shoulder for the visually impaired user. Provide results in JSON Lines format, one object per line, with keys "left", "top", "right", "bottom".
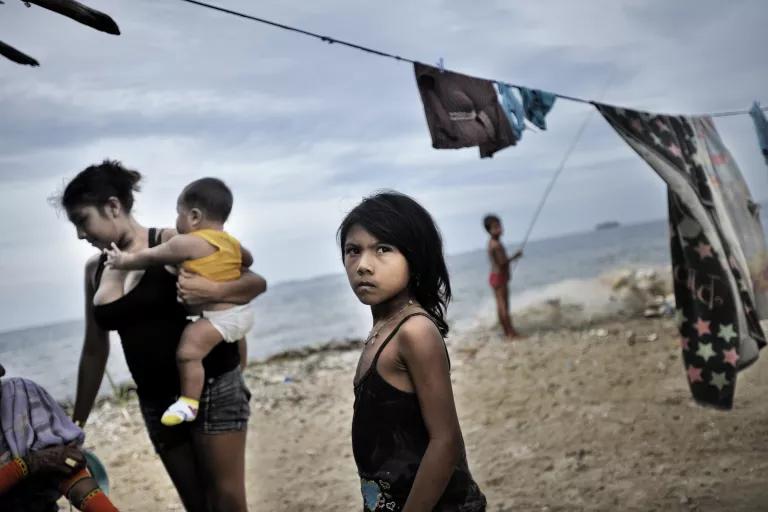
{"left": 397, "top": 313, "right": 444, "bottom": 355}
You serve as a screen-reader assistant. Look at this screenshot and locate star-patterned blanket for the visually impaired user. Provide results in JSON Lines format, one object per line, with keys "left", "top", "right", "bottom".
{"left": 596, "top": 104, "right": 768, "bottom": 409}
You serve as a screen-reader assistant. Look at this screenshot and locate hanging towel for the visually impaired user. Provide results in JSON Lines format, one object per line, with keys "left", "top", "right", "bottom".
{"left": 749, "top": 101, "right": 768, "bottom": 166}
{"left": 414, "top": 62, "right": 517, "bottom": 158}
{"left": 496, "top": 83, "right": 526, "bottom": 140}
{"left": 519, "top": 87, "right": 557, "bottom": 130}
{"left": 597, "top": 104, "right": 768, "bottom": 409}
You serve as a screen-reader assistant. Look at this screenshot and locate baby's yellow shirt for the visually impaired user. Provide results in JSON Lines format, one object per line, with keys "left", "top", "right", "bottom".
{"left": 182, "top": 229, "right": 242, "bottom": 281}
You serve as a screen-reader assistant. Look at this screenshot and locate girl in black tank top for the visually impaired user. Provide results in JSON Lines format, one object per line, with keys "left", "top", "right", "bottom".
{"left": 339, "top": 192, "right": 486, "bottom": 511}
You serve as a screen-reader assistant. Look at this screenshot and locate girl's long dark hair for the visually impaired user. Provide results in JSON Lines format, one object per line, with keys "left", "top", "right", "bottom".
{"left": 337, "top": 191, "right": 452, "bottom": 336}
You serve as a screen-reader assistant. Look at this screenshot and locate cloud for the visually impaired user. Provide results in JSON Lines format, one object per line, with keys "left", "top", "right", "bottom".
{"left": 0, "top": 0, "right": 766, "bottom": 329}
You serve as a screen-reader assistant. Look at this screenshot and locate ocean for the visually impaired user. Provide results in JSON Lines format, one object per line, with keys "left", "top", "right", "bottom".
{"left": 0, "top": 219, "right": 671, "bottom": 400}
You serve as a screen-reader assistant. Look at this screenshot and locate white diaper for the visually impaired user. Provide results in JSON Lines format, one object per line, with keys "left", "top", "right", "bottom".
{"left": 201, "top": 304, "right": 254, "bottom": 342}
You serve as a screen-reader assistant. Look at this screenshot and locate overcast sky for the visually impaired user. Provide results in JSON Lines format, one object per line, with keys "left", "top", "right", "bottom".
{"left": 0, "top": 0, "right": 766, "bottom": 330}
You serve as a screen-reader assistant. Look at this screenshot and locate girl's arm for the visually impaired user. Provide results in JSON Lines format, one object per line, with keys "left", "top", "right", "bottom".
{"left": 176, "top": 268, "right": 267, "bottom": 306}
{"left": 72, "top": 256, "right": 111, "bottom": 427}
{"left": 398, "top": 316, "right": 463, "bottom": 512}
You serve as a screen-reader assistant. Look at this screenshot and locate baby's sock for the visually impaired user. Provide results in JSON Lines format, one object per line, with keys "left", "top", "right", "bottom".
{"left": 161, "top": 397, "right": 199, "bottom": 426}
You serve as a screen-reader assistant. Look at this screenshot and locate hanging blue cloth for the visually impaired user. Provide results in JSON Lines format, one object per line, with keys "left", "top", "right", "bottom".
{"left": 749, "top": 101, "right": 768, "bottom": 166}
{"left": 496, "top": 83, "right": 525, "bottom": 140}
{"left": 519, "top": 87, "right": 557, "bottom": 130}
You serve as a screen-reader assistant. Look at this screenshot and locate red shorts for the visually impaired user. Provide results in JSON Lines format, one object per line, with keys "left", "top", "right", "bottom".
{"left": 489, "top": 272, "right": 507, "bottom": 289}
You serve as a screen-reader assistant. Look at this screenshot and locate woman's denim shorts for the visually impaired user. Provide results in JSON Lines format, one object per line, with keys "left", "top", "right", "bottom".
{"left": 138, "top": 366, "right": 251, "bottom": 454}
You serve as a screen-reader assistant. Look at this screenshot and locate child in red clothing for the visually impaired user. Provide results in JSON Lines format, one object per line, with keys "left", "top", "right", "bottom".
{"left": 483, "top": 214, "right": 523, "bottom": 339}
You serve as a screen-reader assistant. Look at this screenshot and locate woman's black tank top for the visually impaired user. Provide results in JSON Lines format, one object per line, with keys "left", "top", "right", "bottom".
{"left": 92, "top": 228, "right": 239, "bottom": 400}
{"left": 352, "top": 313, "right": 486, "bottom": 511}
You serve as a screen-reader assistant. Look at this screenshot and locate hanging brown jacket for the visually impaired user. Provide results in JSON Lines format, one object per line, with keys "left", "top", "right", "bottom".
{"left": 414, "top": 62, "right": 516, "bottom": 158}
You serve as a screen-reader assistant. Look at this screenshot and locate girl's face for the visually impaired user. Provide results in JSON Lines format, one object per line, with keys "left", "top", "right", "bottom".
{"left": 66, "top": 204, "right": 119, "bottom": 250}
{"left": 343, "top": 224, "right": 410, "bottom": 306}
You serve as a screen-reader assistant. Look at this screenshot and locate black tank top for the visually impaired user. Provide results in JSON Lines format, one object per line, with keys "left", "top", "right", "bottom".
{"left": 352, "top": 313, "right": 486, "bottom": 511}
{"left": 92, "top": 228, "right": 239, "bottom": 400}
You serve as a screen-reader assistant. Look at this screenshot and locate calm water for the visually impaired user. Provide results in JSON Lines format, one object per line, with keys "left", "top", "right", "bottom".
{"left": 0, "top": 219, "right": 671, "bottom": 400}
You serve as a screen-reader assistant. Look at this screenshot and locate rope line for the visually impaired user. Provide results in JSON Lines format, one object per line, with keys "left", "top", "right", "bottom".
{"left": 173, "top": 0, "right": 765, "bottom": 119}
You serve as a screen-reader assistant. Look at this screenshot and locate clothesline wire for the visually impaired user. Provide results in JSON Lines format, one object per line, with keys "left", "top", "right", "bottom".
{"left": 173, "top": 0, "right": 766, "bottom": 119}
{"left": 509, "top": 74, "right": 615, "bottom": 278}
{"left": 516, "top": 110, "right": 597, "bottom": 254}
{"left": 174, "top": 0, "right": 417, "bottom": 63}
{"left": 710, "top": 108, "right": 765, "bottom": 118}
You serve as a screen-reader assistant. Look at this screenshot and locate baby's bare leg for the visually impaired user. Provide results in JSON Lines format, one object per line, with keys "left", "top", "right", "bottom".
{"left": 162, "top": 319, "right": 223, "bottom": 426}
{"left": 177, "top": 319, "right": 223, "bottom": 401}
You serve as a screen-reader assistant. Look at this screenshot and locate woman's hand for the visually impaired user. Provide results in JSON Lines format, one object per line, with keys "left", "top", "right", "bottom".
{"left": 178, "top": 269, "right": 267, "bottom": 306}
{"left": 177, "top": 269, "right": 219, "bottom": 306}
{"left": 26, "top": 443, "right": 86, "bottom": 476}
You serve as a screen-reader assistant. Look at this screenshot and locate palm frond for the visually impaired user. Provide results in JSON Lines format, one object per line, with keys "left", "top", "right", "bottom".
{"left": 0, "top": 39, "right": 39, "bottom": 66}
{"left": 26, "top": 0, "right": 120, "bottom": 35}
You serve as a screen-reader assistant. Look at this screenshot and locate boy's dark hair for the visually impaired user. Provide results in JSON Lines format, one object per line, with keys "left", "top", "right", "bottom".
{"left": 483, "top": 214, "right": 501, "bottom": 233}
{"left": 179, "top": 177, "right": 233, "bottom": 222}
{"left": 59, "top": 159, "right": 142, "bottom": 213}
{"left": 337, "top": 191, "right": 452, "bottom": 336}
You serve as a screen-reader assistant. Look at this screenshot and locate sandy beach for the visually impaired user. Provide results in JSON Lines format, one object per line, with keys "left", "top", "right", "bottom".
{"left": 75, "top": 298, "right": 768, "bottom": 511}
{"left": 3, "top": 2, "right": 764, "bottom": 510}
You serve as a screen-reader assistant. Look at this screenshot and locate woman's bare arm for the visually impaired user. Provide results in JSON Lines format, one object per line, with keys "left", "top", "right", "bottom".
{"left": 240, "top": 245, "right": 254, "bottom": 268}
{"left": 237, "top": 337, "right": 248, "bottom": 371}
{"left": 72, "top": 256, "right": 110, "bottom": 427}
{"left": 177, "top": 269, "right": 267, "bottom": 306}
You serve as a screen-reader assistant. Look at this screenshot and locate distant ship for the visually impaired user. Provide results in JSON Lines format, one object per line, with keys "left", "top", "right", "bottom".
{"left": 595, "top": 221, "right": 620, "bottom": 230}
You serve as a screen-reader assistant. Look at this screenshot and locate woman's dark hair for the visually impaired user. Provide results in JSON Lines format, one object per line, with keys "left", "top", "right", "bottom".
{"left": 337, "top": 191, "right": 452, "bottom": 336}
{"left": 59, "top": 159, "right": 142, "bottom": 213}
